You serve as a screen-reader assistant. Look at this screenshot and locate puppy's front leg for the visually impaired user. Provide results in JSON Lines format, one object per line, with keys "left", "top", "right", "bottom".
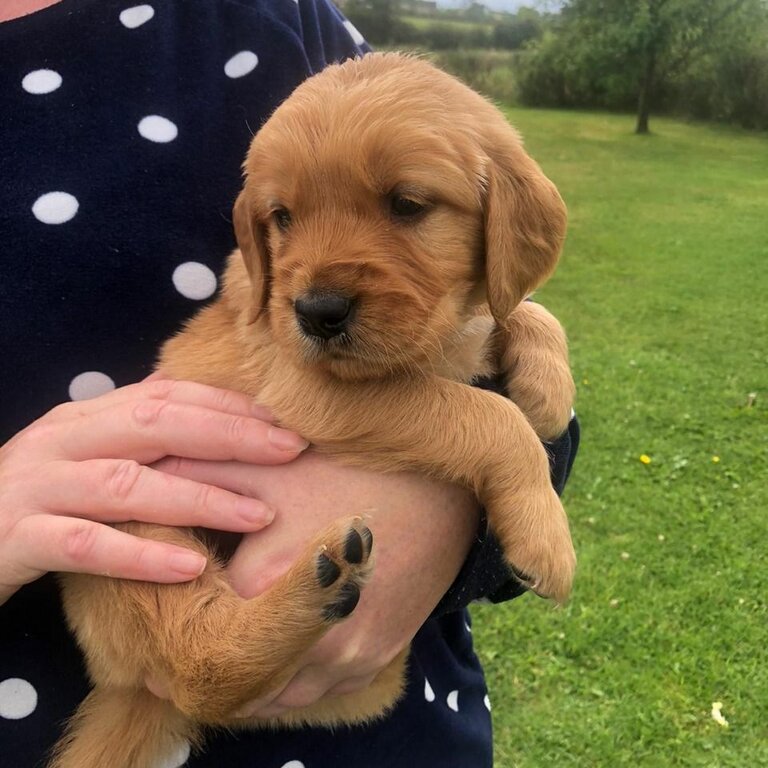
{"left": 496, "top": 301, "right": 575, "bottom": 441}
{"left": 264, "top": 370, "right": 575, "bottom": 601}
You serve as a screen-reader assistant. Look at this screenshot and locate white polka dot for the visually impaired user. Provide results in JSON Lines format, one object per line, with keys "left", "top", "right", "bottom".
{"left": 224, "top": 51, "right": 259, "bottom": 79}
{"left": 280, "top": 762, "right": 305, "bottom": 768}
{"left": 138, "top": 115, "right": 178, "bottom": 143}
{"left": 172, "top": 262, "right": 217, "bottom": 300}
{"left": 0, "top": 678, "right": 38, "bottom": 720}
{"left": 154, "top": 740, "right": 190, "bottom": 768}
{"left": 446, "top": 689, "right": 459, "bottom": 712}
{"left": 22, "top": 69, "right": 62, "bottom": 95}
{"left": 484, "top": 694, "right": 492, "bottom": 711}
{"left": 69, "top": 371, "right": 116, "bottom": 401}
{"left": 464, "top": 620, "right": 472, "bottom": 633}
{"left": 32, "top": 191, "right": 79, "bottom": 225}
{"left": 424, "top": 677, "right": 435, "bottom": 703}
{"left": 343, "top": 20, "right": 365, "bottom": 46}
{"left": 120, "top": 4, "right": 155, "bottom": 28}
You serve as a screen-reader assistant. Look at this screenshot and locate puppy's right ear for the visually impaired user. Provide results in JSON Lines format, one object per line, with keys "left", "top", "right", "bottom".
{"left": 233, "top": 190, "right": 271, "bottom": 321}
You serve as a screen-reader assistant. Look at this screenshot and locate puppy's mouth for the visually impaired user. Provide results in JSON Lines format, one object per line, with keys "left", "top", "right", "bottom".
{"left": 299, "top": 330, "right": 356, "bottom": 357}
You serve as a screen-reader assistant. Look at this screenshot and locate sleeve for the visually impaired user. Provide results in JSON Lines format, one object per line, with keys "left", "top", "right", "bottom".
{"left": 432, "top": 373, "right": 581, "bottom": 616}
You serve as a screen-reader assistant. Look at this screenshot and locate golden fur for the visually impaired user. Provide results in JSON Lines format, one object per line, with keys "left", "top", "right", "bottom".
{"left": 51, "top": 53, "right": 576, "bottom": 768}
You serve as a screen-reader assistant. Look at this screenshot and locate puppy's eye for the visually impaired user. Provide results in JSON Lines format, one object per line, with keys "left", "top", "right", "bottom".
{"left": 272, "top": 208, "right": 292, "bottom": 231}
{"left": 390, "top": 195, "right": 426, "bottom": 219}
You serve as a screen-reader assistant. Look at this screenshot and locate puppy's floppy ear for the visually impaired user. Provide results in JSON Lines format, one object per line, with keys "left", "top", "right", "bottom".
{"left": 482, "top": 127, "right": 567, "bottom": 326}
{"left": 232, "top": 189, "right": 271, "bottom": 321}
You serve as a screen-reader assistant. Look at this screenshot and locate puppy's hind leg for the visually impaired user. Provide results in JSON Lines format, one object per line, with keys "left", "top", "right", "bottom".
{"left": 48, "top": 686, "right": 198, "bottom": 768}
{"left": 162, "top": 516, "right": 375, "bottom": 723}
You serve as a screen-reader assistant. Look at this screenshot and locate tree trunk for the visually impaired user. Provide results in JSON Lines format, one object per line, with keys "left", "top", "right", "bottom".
{"left": 635, "top": 49, "right": 656, "bottom": 134}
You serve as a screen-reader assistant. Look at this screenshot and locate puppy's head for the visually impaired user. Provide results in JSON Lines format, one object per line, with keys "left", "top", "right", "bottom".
{"left": 233, "top": 53, "right": 566, "bottom": 380}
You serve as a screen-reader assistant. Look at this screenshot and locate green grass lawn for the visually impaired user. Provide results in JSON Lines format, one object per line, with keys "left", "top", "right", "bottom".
{"left": 473, "top": 111, "right": 768, "bottom": 767}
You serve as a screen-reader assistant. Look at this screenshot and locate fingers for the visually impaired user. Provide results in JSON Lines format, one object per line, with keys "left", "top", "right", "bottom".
{"left": 40, "top": 378, "right": 276, "bottom": 425}
{"left": 0, "top": 378, "right": 306, "bottom": 601}
{"left": 325, "top": 673, "right": 378, "bottom": 697}
{"left": 151, "top": 457, "right": 274, "bottom": 499}
{"left": 19, "top": 378, "right": 296, "bottom": 464}
{"left": 39, "top": 398, "right": 307, "bottom": 465}
{"left": 9, "top": 514, "right": 207, "bottom": 585}
{"left": 237, "top": 667, "right": 378, "bottom": 720}
{"left": 28, "top": 460, "right": 275, "bottom": 531}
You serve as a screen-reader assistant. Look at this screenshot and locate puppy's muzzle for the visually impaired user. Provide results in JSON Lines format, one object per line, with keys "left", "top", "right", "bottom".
{"left": 295, "top": 291, "right": 355, "bottom": 340}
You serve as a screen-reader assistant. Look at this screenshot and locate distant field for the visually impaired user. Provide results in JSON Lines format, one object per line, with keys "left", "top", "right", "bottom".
{"left": 400, "top": 14, "right": 493, "bottom": 33}
{"left": 472, "top": 110, "right": 768, "bottom": 767}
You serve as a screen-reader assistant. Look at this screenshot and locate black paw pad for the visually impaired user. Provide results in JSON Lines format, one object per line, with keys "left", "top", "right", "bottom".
{"left": 361, "top": 526, "right": 373, "bottom": 554}
{"left": 323, "top": 582, "right": 360, "bottom": 621}
{"left": 344, "top": 528, "right": 364, "bottom": 564}
{"left": 316, "top": 553, "right": 341, "bottom": 588}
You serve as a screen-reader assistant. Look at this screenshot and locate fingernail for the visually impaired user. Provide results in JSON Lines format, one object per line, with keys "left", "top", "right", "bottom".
{"left": 238, "top": 500, "right": 275, "bottom": 526}
{"left": 268, "top": 426, "right": 310, "bottom": 452}
{"left": 168, "top": 552, "right": 207, "bottom": 577}
{"left": 234, "top": 702, "right": 257, "bottom": 719}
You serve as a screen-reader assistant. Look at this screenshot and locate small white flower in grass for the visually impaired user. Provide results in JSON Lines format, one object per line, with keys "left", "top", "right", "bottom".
{"left": 658, "top": 534, "right": 665, "bottom": 542}
{"left": 711, "top": 701, "right": 729, "bottom": 727}
{"left": 620, "top": 551, "right": 630, "bottom": 560}
{"left": 609, "top": 599, "right": 620, "bottom": 608}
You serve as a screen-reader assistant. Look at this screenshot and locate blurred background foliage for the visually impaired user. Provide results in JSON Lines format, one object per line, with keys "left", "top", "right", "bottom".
{"left": 339, "top": 0, "right": 768, "bottom": 132}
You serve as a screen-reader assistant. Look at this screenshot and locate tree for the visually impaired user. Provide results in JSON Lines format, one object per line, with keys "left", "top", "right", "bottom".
{"left": 492, "top": 9, "right": 543, "bottom": 50}
{"left": 524, "top": 0, "right": 765, "bottom": 133}
{"left": 622, "top": 0, "right": 758, "bottom": 133}
{"left": 344, "top": 0, "right": 405, "bottom": 46}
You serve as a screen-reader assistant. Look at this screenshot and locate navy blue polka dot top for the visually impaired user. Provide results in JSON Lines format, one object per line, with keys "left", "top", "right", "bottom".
{"left": 0, "top": 2, "right": 578, "bottom": 765}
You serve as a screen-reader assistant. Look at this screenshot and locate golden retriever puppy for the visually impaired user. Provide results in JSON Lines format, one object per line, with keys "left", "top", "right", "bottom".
{"left": 51, "top": 52, "right": 576, "bottom": 768}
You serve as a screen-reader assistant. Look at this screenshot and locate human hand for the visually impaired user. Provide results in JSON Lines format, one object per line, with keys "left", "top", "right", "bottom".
{"left": 154, "top": 451, "right": 478, "bottom": 716}
{"left": 0, "top": 378, "right": 308, "bottom": 607}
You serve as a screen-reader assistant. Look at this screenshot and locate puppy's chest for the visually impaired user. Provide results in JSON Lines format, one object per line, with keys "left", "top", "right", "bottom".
{"left": 432, "top": 314, "right": 497, "bottom": 384}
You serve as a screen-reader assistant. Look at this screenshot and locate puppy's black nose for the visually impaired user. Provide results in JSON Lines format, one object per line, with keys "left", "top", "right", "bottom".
{"left": 294, "top": 292, "right": 353, "bottom": 340}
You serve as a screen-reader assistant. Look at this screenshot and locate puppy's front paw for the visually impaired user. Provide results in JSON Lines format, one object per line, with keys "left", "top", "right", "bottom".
{"left": 494, "top": 487, "right": 575, "bottom": 603}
